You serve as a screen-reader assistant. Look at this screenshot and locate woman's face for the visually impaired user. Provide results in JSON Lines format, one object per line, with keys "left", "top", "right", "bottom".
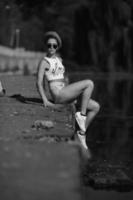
{"left": 46, "top": 38, "right": 58, "bottom": 56}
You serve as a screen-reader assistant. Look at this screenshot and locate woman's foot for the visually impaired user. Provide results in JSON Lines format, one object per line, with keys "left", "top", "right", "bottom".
{"left": 77, "top": 130, "right": 92, "bottom": 159}
{"left": 77, "top": 130, "right": 88, "bottom": 150}
{"left": 75, "top": 112, "right": 86, "bottom": 132}
{"left": 0, "top": 89, "right": 6, "bottom": 97}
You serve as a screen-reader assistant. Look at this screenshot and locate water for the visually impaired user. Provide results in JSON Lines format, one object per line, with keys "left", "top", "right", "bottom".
{"left": 88, "top": 76, "right": 133, "bottom": 163}
{"left": 70, "top": 72, "right": 133, "bottom": 199}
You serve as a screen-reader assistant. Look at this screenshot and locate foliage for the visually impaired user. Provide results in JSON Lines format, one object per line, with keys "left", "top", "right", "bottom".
{"left": 0, "top": 0, "right": 133, "bottom": 72}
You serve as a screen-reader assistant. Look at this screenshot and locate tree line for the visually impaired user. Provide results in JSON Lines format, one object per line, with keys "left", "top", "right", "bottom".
{"left": 0, "top": 0, "right": 133, "bottom": 72}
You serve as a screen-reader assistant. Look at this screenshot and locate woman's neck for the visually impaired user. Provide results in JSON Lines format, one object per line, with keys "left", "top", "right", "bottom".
{"left": 46, "top": 53, "right": 57, "bottom": 58}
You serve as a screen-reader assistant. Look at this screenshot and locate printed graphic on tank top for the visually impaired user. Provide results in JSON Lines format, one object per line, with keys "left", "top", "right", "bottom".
{"left": 44, "top": 56, "right": 65, "bottom": 81}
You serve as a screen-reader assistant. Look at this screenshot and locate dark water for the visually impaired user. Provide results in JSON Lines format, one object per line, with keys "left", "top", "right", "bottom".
{"left": 88, "top": 76, "right": 133, "bottom": 163}
{"left": 70, "top": 73, "right": 133, "bottom": 199}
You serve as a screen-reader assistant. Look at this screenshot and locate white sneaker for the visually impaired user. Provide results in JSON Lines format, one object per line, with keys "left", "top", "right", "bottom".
{"left": 75, "top": 112, "right": 86, "bottom": 132}
{"left": 77, "top": 131, "right": 88, "bottom": 150}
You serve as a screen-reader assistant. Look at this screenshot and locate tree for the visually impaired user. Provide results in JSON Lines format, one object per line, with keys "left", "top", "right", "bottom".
{"left": 74, "top": 0, "right": 133, "bottom": 72}
{"left": 0, "top": 0, "right": 22, "bottom": 47}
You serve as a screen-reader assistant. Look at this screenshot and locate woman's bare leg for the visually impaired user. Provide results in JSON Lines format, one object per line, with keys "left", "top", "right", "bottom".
{"left": 55, "top": 79, "right": 94, "bottom": 115}
{"left": 52, "top": 79, "right": 99, "bottom": 135}
{"left": 81, "top": 81, "right": 94, "bottom": 115}
{"left": 55, "top": 80, "right": 100, "bottom": 151}
{"left": 85, "top": 99, "right": 100, "bottom": 130}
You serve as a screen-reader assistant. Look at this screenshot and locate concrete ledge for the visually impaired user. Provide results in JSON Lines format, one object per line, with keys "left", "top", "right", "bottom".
{"left": 0, "top": 75, "right": 82, "bottom": 200}
{"left": 0, "top": 141, "right": 81, "bottom": 200}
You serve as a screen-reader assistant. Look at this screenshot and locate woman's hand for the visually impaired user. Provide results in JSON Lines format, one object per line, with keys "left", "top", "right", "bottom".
{"left": 43, "top": 100, "right": 55, "bottom": 108}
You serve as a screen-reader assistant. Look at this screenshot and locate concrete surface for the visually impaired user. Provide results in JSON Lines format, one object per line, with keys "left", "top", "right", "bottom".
{"left": 0, "top": 75, "right": 81, "bottom": 200}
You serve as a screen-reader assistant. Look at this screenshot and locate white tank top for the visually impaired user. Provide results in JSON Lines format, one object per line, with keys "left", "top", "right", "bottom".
{"left": 44, "top": 56, "right": 65, "bottom": 81}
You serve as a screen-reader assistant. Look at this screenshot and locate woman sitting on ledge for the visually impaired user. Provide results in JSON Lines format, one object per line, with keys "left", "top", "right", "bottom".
{"left": 37, "top": 31, "right": 100, "bottom": 151}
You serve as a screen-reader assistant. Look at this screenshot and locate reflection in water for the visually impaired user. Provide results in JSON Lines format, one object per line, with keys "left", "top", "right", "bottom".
{"left": 88, "top": 77, "right": 133, "bottom": 166}
{"left": 70, "top": 73, "right": 133, "bottom": 197}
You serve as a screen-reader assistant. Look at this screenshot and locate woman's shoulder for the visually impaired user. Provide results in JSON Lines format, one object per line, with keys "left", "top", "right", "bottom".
{"left": 38, "top": 57, "right": 50, "bottom": 70}
{"left": 57, "top": 57, "right": 62, "bottom": 62}
{"left": 55, "top": 54, "right": 63, "bottom": 63}
{"left": 43, "top": 56, "right": 51, "bottom": 63}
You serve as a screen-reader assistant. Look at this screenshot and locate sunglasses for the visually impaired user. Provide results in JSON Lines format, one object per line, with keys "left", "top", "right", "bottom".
{"left": 47, "top": 43, "right": 58, "bottom": 49}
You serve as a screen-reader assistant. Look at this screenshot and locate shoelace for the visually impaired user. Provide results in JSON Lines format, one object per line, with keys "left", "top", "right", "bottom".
{"left": 77, "top": 130, "right": 85, "bottom": 136}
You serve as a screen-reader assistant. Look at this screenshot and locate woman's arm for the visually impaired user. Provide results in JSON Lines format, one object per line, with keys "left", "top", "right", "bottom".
{"left": 37, "top": 59, "right": 54, "bottom": 107}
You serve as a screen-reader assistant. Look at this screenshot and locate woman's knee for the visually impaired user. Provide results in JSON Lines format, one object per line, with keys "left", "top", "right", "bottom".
{"left": 94, "top": 102, "right": 100, "bottom": 113}
{"left": 85, "top": 80, "right": 94, "bottom": 90}
{"left": 88, "top": 100, "right": 100, "bottom": 113}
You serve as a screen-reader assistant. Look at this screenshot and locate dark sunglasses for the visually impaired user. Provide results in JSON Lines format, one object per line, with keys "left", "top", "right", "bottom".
{"left": 47, "top": 43, "right": 58, "bottom": 49}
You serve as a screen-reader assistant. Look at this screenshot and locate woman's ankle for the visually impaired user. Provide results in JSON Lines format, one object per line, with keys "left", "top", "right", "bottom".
{"left": 80, "top": 112, "right": 86, "bottom": 117}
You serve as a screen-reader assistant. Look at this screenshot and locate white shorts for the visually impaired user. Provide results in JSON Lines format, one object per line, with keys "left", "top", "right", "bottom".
{"left": 49, "top": 81, "right": 65, "bottom": 102}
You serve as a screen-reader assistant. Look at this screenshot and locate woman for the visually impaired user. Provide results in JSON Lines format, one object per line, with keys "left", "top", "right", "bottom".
{"left": 37, "top": 31, "right": 100, "bottom": 151}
